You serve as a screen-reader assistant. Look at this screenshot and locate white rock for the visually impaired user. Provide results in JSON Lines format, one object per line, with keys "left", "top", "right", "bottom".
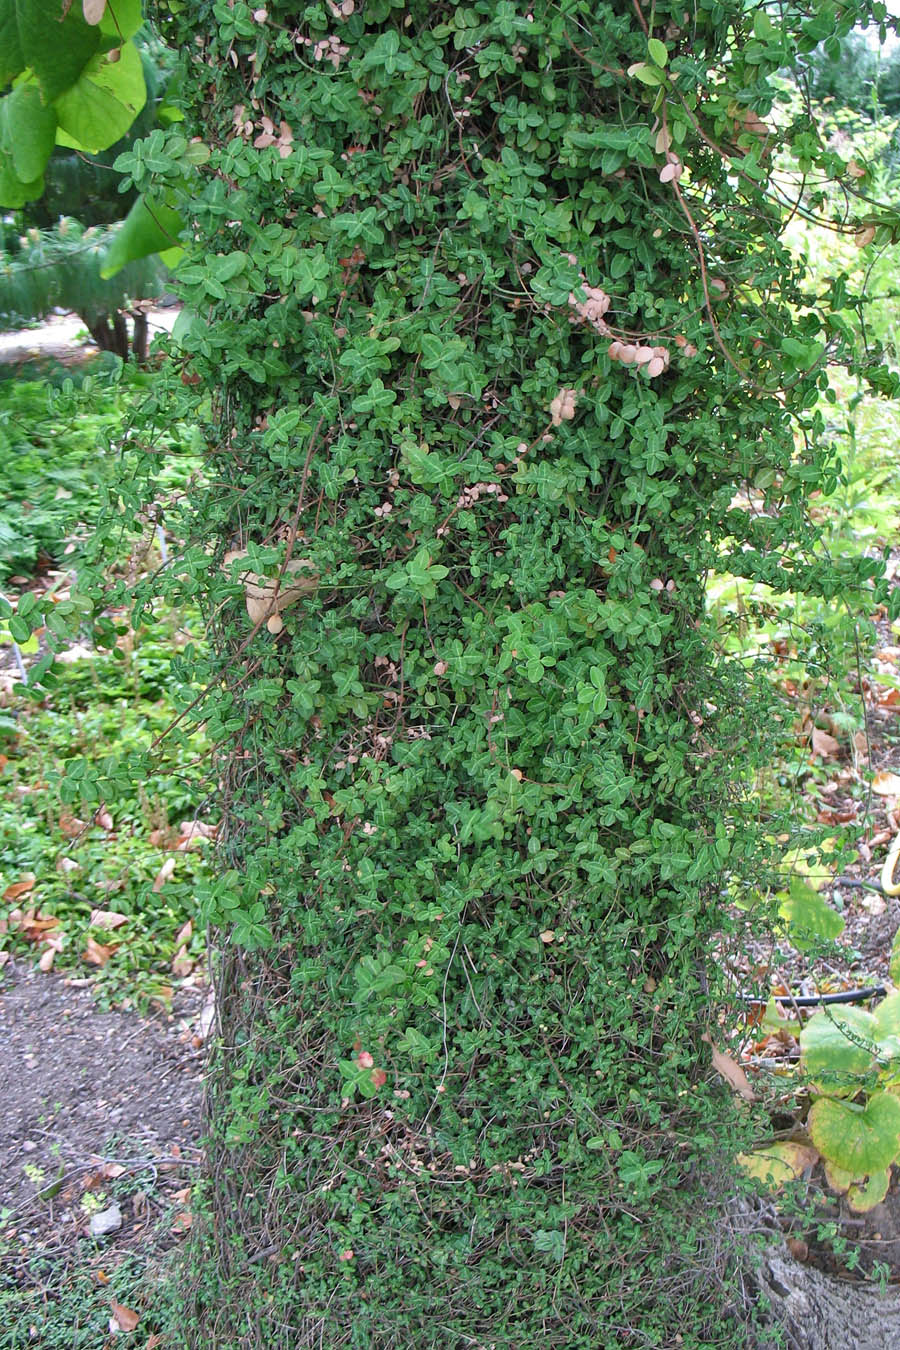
{"left": 89, "top": 1202, "right": 122, "bottom": 1237}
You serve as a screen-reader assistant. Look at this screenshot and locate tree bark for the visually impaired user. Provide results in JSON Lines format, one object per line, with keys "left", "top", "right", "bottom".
{"left": 756, "top": 1245, "right": 900, "bottom": 1349}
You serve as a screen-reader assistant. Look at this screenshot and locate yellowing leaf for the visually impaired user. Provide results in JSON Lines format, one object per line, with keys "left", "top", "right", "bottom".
{"left": 872, "top": 772, "right": 900, "bottom": 797}
{"left": 737, "top": 1142, "right": 818, "bottom": 1192}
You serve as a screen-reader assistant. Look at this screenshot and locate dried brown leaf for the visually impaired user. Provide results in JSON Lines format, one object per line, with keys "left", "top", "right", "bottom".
{"left": 171, "top": 945, "right": 194, "bottom": 978}
{"left": 152, "top": 858, "right": 177, "bottom": 892}
{"left": 90, "top": 909, "right": 129, "bottom": 930}
{"left": 3, "top": 877, "right": 36, "bottom": 903}
{"left": 702, "top": 1032, "right": 756, "bottom": 1101}
{"left": 83, "top": 936, "right": 117, "bottom": 967}
{"left": 872, "top": 771, "right": 900, "bottom": 796}
{"left": 810, "top": 727, "right": 840, "bottom": 759}
{"left": 109, "top": 1300, "right": 140, "bottom": 1332}
{"left": 59, "top": 813, "right": 87, "bottom": 839}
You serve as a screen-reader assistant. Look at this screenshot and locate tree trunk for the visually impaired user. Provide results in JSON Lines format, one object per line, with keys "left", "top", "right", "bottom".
{"left": 85, "top": 311, "right": 132, "bottom": 361}
{"left": 131, "top": 310, "right": 148, "bottom": 364}
{"left": 756, "top": 1246, "right": 900, "bottom": 1349}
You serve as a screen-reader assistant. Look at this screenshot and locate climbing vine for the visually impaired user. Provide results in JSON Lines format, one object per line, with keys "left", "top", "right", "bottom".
{"left": 9, "top": 0, "right": 900, "bottom": 1344}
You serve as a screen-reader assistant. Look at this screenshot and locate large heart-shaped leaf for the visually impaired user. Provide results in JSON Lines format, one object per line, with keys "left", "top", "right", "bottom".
{"left": 100, "top": 193, "right": 183, "bottom": 277}
{"left": 18, "top": 0, "right": 101, "bottom": 103}
{"left": 777, "top": 877, "right": 844, "bottom": 952}
{"left": 4, "top": 82, "right": 56, "bottom": 182}
{"left": 53, "top": 39, "right": 146, "bottom": 154}
{"left": 808, "top": 1092, "right": 900, "bottom": 1176}
{"left": 736, "top": 1142, "right": 818, "bottom": 1193}
{"left": 847, "top": 1168, "right": 891, "bottom": 1214}
{"left": 874, "top": 992, "right": 900, "bottom": 1040}
{"left": 799, "top": 1006, "right": 877, "bottom": 1092}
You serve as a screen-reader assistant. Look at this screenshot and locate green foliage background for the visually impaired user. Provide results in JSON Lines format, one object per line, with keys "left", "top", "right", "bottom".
{"left": 15, "top": 0, "right": 900, "bottom": 1344}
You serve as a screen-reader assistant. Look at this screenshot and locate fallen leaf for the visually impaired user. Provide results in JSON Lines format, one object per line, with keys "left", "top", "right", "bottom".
{"left": 90, "top": 910, "right": 129, "bottom": 930}
{"left": 145, "top": 1336, "right": 163, "bottom": 1349}
{"left": 102, "top": 1162, "right": 126, "bottom": 1179}
{"left": 173, "top": 919, "right": 193, "bottom": 946}
{"left": 872, "top": 771, "right": 900, "bottom": 796}
{"left": 171, "top": 945, "right": 193, "bottom": 978}
{"left": 152, "top": 858, "right": 177, "bottom": 892}
{"left": 59, "top": 813, "right": 87, "bottom": 838}
{"left": 811, "top": 727, "right": 840, "bottom": 759}
{"left": 149, "top": 827, "right": 179, "bottom": 850}
{"left": 38, "top": 946, "right": 57, "bottom": 972}
{"left": 3, "top": 877, "right": 35, "bottom": 903}
{"left": 94, "top": 807, "right": 114, "bottom": 831}
{"left": 702, "top": 1032, "right": 756, "bottom": 1101}
{"left": 175, "top": 821, "right": 217, "bottom": 850}
{"left": 83, "top": 936, "right": 118, "bottom": 966}
{"left": 11, "top": 909, "right": 59, "bottom": 942}
{"left": 171, "top": 1210, "right": 193, "bottom": 1234}
{"left": 0, "top": 952, "right": 9, "bottom": 968}
{"left": 109, "top": 1301, "right": 140, "bottom": 1333}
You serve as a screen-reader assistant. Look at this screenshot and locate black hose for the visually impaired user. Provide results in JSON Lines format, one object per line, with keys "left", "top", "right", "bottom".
{"left": 741, "top": 985, "right": 886, "bottom": 1008}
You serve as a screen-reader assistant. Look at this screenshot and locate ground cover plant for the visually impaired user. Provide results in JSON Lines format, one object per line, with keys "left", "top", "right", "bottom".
{"left": 0, "top": 362, "right": 212, "bottom": 1007}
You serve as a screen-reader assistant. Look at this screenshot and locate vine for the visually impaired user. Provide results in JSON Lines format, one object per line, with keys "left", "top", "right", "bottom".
{"left": 7, "top": 0, "right": 900, "bottom": 1344}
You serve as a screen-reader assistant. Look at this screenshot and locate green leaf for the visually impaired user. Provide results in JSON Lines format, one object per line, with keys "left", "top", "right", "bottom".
{"left": 5, "top": 82, "right": 56, "bottom": 182}
{"left": 799, "top": 1006, "right": 877, "bottom": 1093}
{"left": 647, "top": 38, "right": 668, "bottom": 67}
{"left": 8, "top": 614, "right": 32, "bottom": 644}
{"left": 533, "top": 1230, "right": 565, "bottom": 1261}
{"left": 890, "top": 928, "right": 900, "bottom": 988}
{"left": 99, "top": 0, "right": 143, "bottom": 40}
{"left": 777, "top": 877, "right": 844, "bottom": 951}
{"left": 100, "top": 193, "right": 183, "bottom": 276}
{"left": 0, "top": 0, "right": 26, "bottom": 86}
{"left": 808, "top": 1093, "right": 900, "bottom": 1177}
{"left": 18, "top": 0, "right": 101, "bottom": 103}
{"left": 53, "top": 39, "right": 146, "bottom": 154}
{"left": 873, "top": 992, "right": 900, "bottom": 1042}
{"left": 0, "top": 100, "right": 39, "bottom": 205}
{"left": 627, "top": 62, "right": 665, "bottom": 87}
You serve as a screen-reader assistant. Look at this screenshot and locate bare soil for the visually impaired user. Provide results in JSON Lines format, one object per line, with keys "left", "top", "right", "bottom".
{"left": 0, "top": 957, "right": 206, "bottom": 1265}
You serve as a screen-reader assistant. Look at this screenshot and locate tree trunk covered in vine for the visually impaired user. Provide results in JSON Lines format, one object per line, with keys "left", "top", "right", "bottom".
{"left": 132, "top": 1, "right": 895, "bottom": 1345}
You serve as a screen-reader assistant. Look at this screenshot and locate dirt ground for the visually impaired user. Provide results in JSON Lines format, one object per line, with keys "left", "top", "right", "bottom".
{"left": 0, "top": 957, "right": 207, "bottom": 1262}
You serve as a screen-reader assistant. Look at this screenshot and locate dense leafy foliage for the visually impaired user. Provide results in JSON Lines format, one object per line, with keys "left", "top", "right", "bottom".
{"left": 11, "top": 0, "right": 900, "bottom": 1344}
